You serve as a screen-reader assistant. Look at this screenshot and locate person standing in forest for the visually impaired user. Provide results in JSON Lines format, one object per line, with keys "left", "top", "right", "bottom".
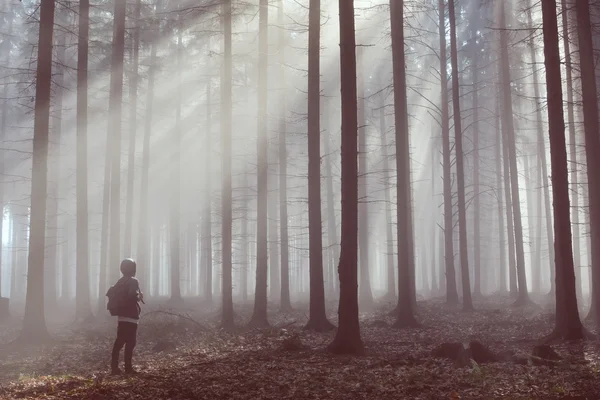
{"left": 107, "top": 258, "right": 144, "bottom": 375}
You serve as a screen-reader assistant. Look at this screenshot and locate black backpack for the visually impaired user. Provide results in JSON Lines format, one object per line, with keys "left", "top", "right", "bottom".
{"left": 106, "top": 279, "right": 129, "bottom": 316}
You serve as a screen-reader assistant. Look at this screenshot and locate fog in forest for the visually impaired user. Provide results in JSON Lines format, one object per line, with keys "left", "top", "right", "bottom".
{"left": 0, "top": 0, "right": 599, "bottom": 398}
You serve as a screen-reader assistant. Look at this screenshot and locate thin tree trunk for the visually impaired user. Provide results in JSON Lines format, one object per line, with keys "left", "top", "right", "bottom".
{"left": 575, "top": 0, "right": 600, "bottom": 326}
{"left": 20, "top": 0, "right": 55, "bottom": 342}
{"left": 76, "top": 0, "right": 92, "bottom": 319}
{"left": 305, "top": 0, "right": 334, "bottom": 331}
{"left": 328, "top": 0, "right": 363, "bottom": 354}
{"left": 268, "top": 171, "right": 280, "bottom": 303}
{"left": 249, "top": 0, "right": 270, "bottom": 328}
{"left": 541, "top": 0, "right": 585, "bottom": 339}
{"left": 439, "top": 0, "right": 458, "bottom": 304}
{"left": 527, "top": 2, "right": 555, "bottom": 295}
{"left": 108, "top": 0, "right": 126, "bottom": 287}
{"left": 278, "top": 0, "right": 291, "bottom": 312}
{"left": 471, "top": 16, "right": 481, "bottom": 297}
{"left": 495, "top": 102, "right": 508, "bottom": 293}
{"left": 203, "top": 77, "right": 213, "bottom": 305}
{"left": 124, "top": 0, "right": 142, "bottom": 257}
{"left": 381, "top": 105, "right": 395, "bottom": 300}
{"left": 534, "top": 159, "right": 543, "bottom": 293}
{"left": 357, "top": 47, "right": 374, "bottom": 309}
{"left": 221, "top": 0, "right": 234, "bottom": 328}
{"left": 448, "top": 0, "right": 473, "bottom": 311}
{"left": 500, "top": 3, "right": 530, "bottom": 305}
{"left": 390, "top": 0, "right": 420, "bottom": 326}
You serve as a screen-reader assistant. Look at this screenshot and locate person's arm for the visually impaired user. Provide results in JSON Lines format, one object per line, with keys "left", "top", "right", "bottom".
{"left": 128, "top": 278, "right": 140, "bottom": 300}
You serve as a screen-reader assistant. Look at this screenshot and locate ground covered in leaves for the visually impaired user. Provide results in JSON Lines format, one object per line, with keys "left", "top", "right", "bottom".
{"left": 0, "top": 295, "right": 599, "bottom": 399}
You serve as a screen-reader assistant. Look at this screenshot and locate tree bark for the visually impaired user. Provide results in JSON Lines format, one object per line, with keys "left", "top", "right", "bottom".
{"left": 327, "top": 0, "right": 363, "bottom": 354}
{"left": 249, "top": 0, "right": 270, "bottom": 328}
{"left": 390, "top": 0, "right": 420, "bottom": 326}
{"left": 439, "top": 0, "right": 458, "bottom": 304}
{"left": 448, "top": 0, "right": 473, "bottom": 311}
{"left": 541, "top": 0, "right": 585, "bottom": 339}
{"left": 495, "top": 101, "right": 508, "bottom": 293}
{"left": 380, "top": 104, "right": 395, "bottom": 300}
{"left": 20, "top": 0, "right": 55, "bottom": 342}
{"left": 221, "top": 0, "right": 234, "bottom": 328}
{"left": 471, "top": 15, "right": 481, "bottom": 297}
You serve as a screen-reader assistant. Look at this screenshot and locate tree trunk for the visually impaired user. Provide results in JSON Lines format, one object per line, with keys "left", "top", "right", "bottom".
{"left": 203, "top": 77, "right": 213, "bottom": 305}
{"left": 305, "top": 0, "right": 334, "bottom": 331}
{"left": 221, "top": 0, "right": 234, "bottom": 328}
{"left": 75, "top": 0, "right": 92, "bottom": 319}
{"left": 495, "top": 102, "right": 508, "bottom": 293}
{"left": 20, "top": 0, "right": 55, "bottom": 342}
{"left": 169, "top": 22, "right": 182, "bottom": 303}
{"left": 439, "top": 0, "right": 458, "bottom": 304}
{"left": 357, "top": 47, "right": 374, "bottom": 309}
{"left": 124, "top": 0, "right": 141, "bottom": 258}
{"left": 448, "top": 0, "right": 473, "bottom": 311}
{"left": 561, "top": 0, "right": 582, "bottom": 300}
{"left": 137, "top": 1, "right": 160, "bottom": 298}
{"left": 108, "top": 0, "right": 126, "bottom": 287}
{"left": 327, "top": 0, "right": 363, "bottom": 354}
{"left": 278, "top": 0, "right": 291, "bottom": 312}
{"left": 390, "top": 0, "right": 420, "bottom": 327}
{"left": 268, "top": 171, "right": 280, "bottom": 303}
{"left": 541, "top": 0, "right": 585, "bottom": 339}
{"left": 500, "top": 3, "right": 530, "bottom": 305}
{"left": 249, "top": 0, "right": 270, "bottom": 328}
{"left": 527, "top": 2, "right": 555, "bottom": 295}
{"left": 575, "top": 0, "right": 600, "bottom": 327}
{"left": 380, "top": 104, "right": 395, "bottom": 300}
{"left": 471, "top": 16, "right": 481, "bottom": 298}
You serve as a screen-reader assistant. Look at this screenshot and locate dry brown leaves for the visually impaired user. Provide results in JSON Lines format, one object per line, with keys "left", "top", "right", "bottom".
{"left": 0, "top": 295, "right": 599, "bottom": 399}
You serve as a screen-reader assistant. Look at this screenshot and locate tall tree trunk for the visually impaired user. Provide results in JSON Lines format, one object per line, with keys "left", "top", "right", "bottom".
{"left": 524, "top": 151, "right": 537, "bottom": 292}
{"left": 380, "top": 104, "right": 395, "bottom": 300}
{"left": 575, "top": 0, "right": 600, "bottom": 326}
{"left": 108, "top": 0, "right": 126, "bottom": 286}
{"left": 561, "top": 0, "right": 582, "bottom": 300}
{"left": 20, "top": 0, "right": 55, "bottom": 342}
{"left": 169, "top": 22, "right": 182, "bottom": 303}
{"left": 268, "top": 171, "right": 280, "bottom": 303}
{"left": 203, "top": 77, "right": 213, "bottom": 305}
{"left": 249, "top": 0, "right": 270, "bottom": 328}
{"left": 241, "top": 170, "right": 248, "bottom": 302}
{"left": 502, "top": 118, "right": 517, "bottom": 295}
{"left": 278, "top": 0, "right": 291, "bottom": 312}
{"left": 76, "top": 0, "right": 92, "bottom": 319}
{"left": 137, "top": 1, "right": 160, "bottom": 298}
{"left": 327, "top": 0, "right": 363, "bottom": 354}
{"left": 305, "top": 0, "right": 334, "bottom": 331}
{"left": 124, "top": 0, "right": 142, "bottom": 257}
{"left": 357, "top": 47, "right": 374, "bottom": 309}
{"left": 448, "top": 0, "right": 473, "bottom": 311}
{"left": 439, "top": 0, "right": 458, "bottom": 304}
{"left": 527, "top": 2, "right": 555, "bottom": 295}
{"left": 541, "top": 0, "right": 585, "bottom": 339}
{"left": 322, "top": 99, "right": 337, "bottom": 297}
{"left": 221, "top": 0, "right": 234, "bottom": 328}
{"left": 500, "top": 3, "right": 530, "bottom": 305}
{"left": 533, "top": 159, "right": 543, "bottom": 293}
{"left": 390, "top": 0, "right": 420, "bottom": 326}
{"left": 495, "top": 103, "right": 507, "bottom": 293}
{"left": 46, "top": 8, "right": 66, "bottom": 312}
{"left": 471, "top": 16, "right": 481, "bottom": 298}
{"left": 430, "top": 135, "right": 438, "bottom": 294}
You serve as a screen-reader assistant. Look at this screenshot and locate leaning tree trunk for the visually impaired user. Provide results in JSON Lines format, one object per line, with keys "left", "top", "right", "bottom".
{"left": 20, "top": 0, "right": 55, "bottom": 343}
{"left": 448, "top": 0, "right": 473, "bottom": 311}
{"left": 327, "top": 0, "right": 363, "bottom": 355}
{"left": 527, "top": 1, "right": 555, "bottom": 296}
{"left": 575, "top": 0, "right": 600, "bottom": 326}
{"left": 75, "top": 0, "right": 92, "bottom": 319}
{"left": 221, "top": 0, "right": 234, "bottom": 328}
{"left": 541, "top": 0, "right": 585, "bottom": 340}
{"left": 305, "top": 0, "right": 334, "bottom": 332}
{"left": 439, "top": 0, "right": 458, "bottom": 304}
{"left": 390, "top": 0, "right": 420, "bottom": 326}
{"left": 249, "top": 0, "right": 270, "bottom": 328}
{"left": 500, "top": 3, "right": 530, "bottom": 305}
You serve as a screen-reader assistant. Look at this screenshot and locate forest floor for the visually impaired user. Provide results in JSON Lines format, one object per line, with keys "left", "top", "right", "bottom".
{"left": 0, "top": 295, "right": 599, "bottom": 399}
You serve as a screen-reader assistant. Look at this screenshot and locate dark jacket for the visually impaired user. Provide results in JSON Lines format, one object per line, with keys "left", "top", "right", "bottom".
{"left": 116, "top": 276, "right": 141, "bottom": 319}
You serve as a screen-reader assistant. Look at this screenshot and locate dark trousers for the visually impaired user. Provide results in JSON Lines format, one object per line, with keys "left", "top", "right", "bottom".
{"left": 111, "top": 321, "right": 138, "bottom": 370}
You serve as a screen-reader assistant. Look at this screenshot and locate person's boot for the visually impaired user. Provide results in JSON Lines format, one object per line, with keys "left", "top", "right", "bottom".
{"left": 124, "top": 366, "right": 137, "bottom": 375}
{"left": 111, "top": 367, "right": 123, "bottom": 376}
